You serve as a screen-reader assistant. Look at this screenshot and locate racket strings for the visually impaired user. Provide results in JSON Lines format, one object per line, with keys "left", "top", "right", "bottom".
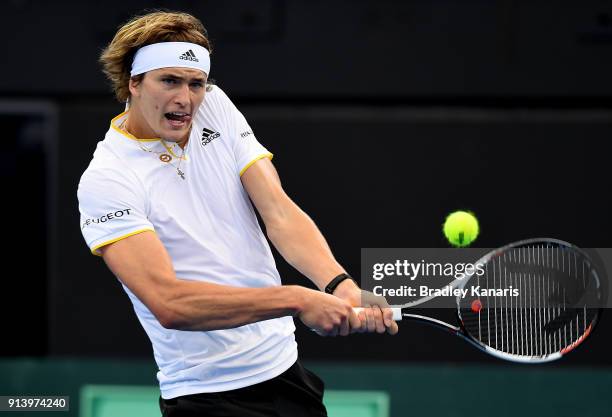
{"left": 460, "top": 244, "right": 599, "bottom": 358}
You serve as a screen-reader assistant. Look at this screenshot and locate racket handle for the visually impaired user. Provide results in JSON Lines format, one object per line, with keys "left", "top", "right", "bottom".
{"left": 353, "top": 307, "right": 402, "bottom": 321}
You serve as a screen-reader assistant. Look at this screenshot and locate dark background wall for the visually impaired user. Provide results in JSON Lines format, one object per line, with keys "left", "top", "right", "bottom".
{"left": 2, "top": 0, "right": 612, "bottom": 366}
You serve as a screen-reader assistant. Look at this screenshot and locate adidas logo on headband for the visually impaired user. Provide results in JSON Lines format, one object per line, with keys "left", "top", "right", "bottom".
{"left": 131, "top": 43, "right": 210, "bottom": 76}
{"left": 179, "top": 50, "right": 199, "bottom": 62}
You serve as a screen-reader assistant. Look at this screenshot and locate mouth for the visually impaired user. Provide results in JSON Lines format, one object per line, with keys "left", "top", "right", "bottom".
{"left": 164, "top": 111, "right": 192, "bottom": 129}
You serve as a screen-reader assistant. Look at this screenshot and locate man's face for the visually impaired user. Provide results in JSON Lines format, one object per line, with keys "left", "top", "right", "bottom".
{"left": 129, "top": 67, "right": 207, "bottom": 142}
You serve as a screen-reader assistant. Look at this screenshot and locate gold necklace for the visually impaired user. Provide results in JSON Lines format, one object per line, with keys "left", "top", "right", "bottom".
{"left": 120, "top": 119, "right": 187, "bottom": 180}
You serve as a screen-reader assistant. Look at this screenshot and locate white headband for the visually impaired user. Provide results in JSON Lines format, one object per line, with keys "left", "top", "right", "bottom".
{"left": 130, "top": 42, "right": 211, "bottom": 76}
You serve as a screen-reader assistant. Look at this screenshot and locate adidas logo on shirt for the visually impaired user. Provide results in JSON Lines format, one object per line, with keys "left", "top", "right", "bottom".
{"left": 179, "top": 49, "right": 199, "bottom": 62}
{"left": 201, "top": 127, "right": 220, "bottom": 146}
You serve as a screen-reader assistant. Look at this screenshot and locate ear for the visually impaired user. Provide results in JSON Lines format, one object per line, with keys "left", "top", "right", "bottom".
{"left": 128, "top": 76, "right": 142, "bottom": 98}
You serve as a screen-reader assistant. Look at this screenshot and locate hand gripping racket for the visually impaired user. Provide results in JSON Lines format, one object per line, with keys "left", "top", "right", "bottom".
{"left": 364, "top": 239, "right": 605, "bottom": 363}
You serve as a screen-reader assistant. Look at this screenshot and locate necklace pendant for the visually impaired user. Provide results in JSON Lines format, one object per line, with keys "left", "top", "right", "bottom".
{"left": 177, "top": 169, "right": 186, "bottom": 180}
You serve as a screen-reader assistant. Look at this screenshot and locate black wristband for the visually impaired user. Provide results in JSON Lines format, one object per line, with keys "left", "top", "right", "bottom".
{"left": 325, "top": 273, "right": 354, "bottom": 294}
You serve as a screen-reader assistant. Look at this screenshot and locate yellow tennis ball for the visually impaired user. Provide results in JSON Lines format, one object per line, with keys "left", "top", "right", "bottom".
{"left": 443, "top": 211, "right": 479, "bottom": 247}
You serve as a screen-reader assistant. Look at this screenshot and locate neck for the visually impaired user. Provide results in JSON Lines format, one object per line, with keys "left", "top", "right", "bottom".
{"left": 176, "top": 137, "right": 189, "bottom": 149}
{"left": 122, "top": 114, "right": 189, "bottom": 148}
{"left": 122, "top": 107, "right": 156, "bottom": 139}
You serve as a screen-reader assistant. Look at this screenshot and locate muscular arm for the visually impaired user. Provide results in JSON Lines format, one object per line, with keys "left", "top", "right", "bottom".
{"left": 242, "top": 158, "right": 398, "bottom": 335}
{"left": 241, "top": 158, "right": 345, "bottom": 291}
{"left": 101, "top": 230, "right": 354, "bottom": 334}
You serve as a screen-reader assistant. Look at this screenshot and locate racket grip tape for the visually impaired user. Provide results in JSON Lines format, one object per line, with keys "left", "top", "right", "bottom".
{"left": 353, "top": 307, "right": 402, "bottom": 321}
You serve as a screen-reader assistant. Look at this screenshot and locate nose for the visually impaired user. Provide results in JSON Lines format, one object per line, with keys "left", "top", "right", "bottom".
{"left": 174, "top": 83, "right": 190, "bottom": 107}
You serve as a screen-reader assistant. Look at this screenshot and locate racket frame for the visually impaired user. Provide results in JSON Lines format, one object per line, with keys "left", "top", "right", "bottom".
{"left": 388, "top": 238, "right": 603, "bottom": 363}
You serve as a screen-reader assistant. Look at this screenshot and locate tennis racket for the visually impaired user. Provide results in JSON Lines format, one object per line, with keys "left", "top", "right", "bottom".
{"left": 362, "top": 238, "right": 605, "bottom": 363}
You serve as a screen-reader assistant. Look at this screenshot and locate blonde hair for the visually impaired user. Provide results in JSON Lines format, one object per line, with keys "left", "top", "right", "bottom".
{"left": 99, "top": 10, "right": 213, "bottom": 102}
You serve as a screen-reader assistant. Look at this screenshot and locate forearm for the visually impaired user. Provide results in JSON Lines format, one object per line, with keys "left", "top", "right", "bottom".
{"left": 162, "top": 280, "right": 304, "bottom": 331}
{"left": 266, "top": 201, "right": 346, "bottom": 290}
{"left": 99, "top": 225, "right": 313, "bottom": 332}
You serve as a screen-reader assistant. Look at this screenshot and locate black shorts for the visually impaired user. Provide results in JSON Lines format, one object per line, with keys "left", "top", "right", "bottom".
{"left": 159, "top": 360, "right": 327, "bottom": 417}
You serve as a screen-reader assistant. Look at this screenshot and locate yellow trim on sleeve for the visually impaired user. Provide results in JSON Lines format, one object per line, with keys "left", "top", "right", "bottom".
{"left": 239, "top": 153, "right": 274, "bottom": 176}
{"left": 90, "top": 228, "right": 155, "bottom": 256}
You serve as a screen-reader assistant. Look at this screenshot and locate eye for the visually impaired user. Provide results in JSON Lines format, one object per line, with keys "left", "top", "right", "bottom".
{"left": 162, "top": 78, "right": 177, "bottom": 85}
{"left": 190, "top": 81, "right": 204, "bottom": 88}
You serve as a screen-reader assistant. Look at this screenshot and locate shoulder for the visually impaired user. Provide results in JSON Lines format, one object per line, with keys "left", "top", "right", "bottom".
{"left": 199, "top": 84, "right": 237, "bottom": 115}
{"left": 205, "top": 83, "right": 229, "bottom": 100}
{"left": 79, "top": 145, "right": 143, "bottom": 199}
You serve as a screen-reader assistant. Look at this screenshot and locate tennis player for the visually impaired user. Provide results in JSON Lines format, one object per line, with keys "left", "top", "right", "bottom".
{"left": 78, "top": 10, "right": 397, "bottom": 417}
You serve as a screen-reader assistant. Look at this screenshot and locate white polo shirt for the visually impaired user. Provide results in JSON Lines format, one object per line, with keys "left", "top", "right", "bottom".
{"left": 77, "top": 85, "right": 298, "bottom": 398}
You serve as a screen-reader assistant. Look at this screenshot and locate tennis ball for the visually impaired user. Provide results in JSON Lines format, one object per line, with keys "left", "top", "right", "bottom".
{"left": 443, "top": 210, "right": 479, "bottom": 247}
